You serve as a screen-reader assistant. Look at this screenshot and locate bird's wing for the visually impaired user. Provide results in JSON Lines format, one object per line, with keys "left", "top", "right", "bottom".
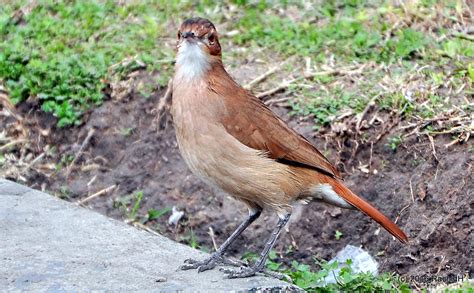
{"left": 218, "top": 84, "right": 341, "bottom": 179}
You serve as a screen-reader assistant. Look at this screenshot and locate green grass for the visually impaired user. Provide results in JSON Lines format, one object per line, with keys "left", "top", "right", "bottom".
{"left": 0, "top": 0, "right": 213, "bottom": 126}
{"left": 387, "top": 135, "right": 403, "bottom": 151}
{"left": 235, "top": 3, "right": 431, "bottom": 62}
{"left": 243, "top": 251, "right": 410, "bottom": 291}
{"left": 1, "top": 0, "right": 471, "bottom": 129}
{"left": 231, "top": 1, "right": 472, "bottom": 128}
{"left": 146, "top": 207, "right": 172, "bottom": 222}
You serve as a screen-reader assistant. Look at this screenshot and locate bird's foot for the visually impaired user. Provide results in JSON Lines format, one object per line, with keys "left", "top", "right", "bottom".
{"left": 220, "top": 266, "right": 292, "bottom": 281}
{"left": 179, "top": 254, "right": 246, "bottom": 273}
{"left": 220, "top": 266, "right": 258, "bottom": 278}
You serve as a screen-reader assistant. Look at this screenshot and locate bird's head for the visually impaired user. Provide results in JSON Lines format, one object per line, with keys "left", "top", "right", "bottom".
{"left": 175, "top": 17, "right": 221, "bottom": 80}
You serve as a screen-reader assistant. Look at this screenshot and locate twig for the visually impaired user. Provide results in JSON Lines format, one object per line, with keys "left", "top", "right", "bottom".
{"left": 77, "top": 184, "right": 116, "bottom": 205}
{"left": 256, "top": 76, "right": 302, "bottom": 99}
{"left": 22, "top": 152, "right": 45, "bottom": 174}
{"left": 373, "top": 116, "right": 400, "bottom": 144}
{"left": 444, "top": 139, "right": 460, "bottom": 148}
{"left": 154, "top": 78, "right": 173, "bottom": 130}
{"left": 208, "top": 226, "right": 218, "bottom": 252}
{"left": 67, "top": 128, "right": 95, "bottom": 177}
{"left": 0, "top": 90, "right": 23, "bottom": 122}
{"left": 437, "top": 29, "right": 474, "bottom": 42}
{"left": 244, "top": 67, "right": 278, "bottom": 90}
{"left": 426, "top": 133, "right": 439, "bottom": 162}
{"left": 256, "top": 65, "right": 364, "bottom": 99}
{"left": 132, "top": 221, "right": 161, "bottom": 236}
{"left": 0, "top": 139, "right": 27, "bottom": 151}
{"left": 368, "top": 142, "right": 374, "bottom": 172}
{"left": 264, "top": 96, "right": 290, "bottom": 106}
{"left": 356, "top": 93, "right": 380, "bottom": 132}
{"left": 409, "top": 178, "right": 415, "bottom": 203}
{"left": 394, "top": 203, "right": 412, "bottom": 224}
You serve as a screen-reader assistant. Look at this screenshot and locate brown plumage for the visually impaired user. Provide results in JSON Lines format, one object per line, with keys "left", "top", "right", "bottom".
{"left": 171, "top": 17, "right": 408, "bottom": 279}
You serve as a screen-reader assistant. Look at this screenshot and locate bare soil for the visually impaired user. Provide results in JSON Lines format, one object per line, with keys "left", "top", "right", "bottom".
{"left": 2, "top": 72, "right": 472, "bottom": 284}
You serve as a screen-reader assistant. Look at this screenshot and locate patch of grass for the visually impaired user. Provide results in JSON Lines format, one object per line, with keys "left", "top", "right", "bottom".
{"left": 287, "top": 259, "right": 409, "bottom": 291}
{"left": 0, "top": 1, "right": 211, "bottom": 126}
{"left": 234, "top": 2, "right": 432, "bottom": 63}
{"left": 243, "top": 251, "right": 409, "bottom": 291}
{"left": 182, "top": 228, "right": 200, "bottom": 249}
{"left": 113, "top": 190, "right": 145, "bottom": 221}
{"left": 290, "top": 86, "right": 366, "bottom": 127}
{"left": 231, "top": 1, "right": 472, "bottom": 130}
{"left": 113, "top": 192, "right": 170, "bottom": 225}
{"left": 58, "top": 185, "right": 70, "bottom": 199}
{"left": 1, "top": 1, "right": 471, "bottom": 132}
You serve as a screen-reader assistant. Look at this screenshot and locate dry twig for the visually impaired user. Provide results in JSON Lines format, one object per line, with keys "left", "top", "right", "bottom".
{"left": 208, "top": 226, "right": 218, "bottom": 251}
{"left": 77, "top": 184, "right": 116, "bottom": 205}
{"left": 132, "top": 221, "right": 161, "bottom": 236}
{"left": 154, "top": 78, "right": 173, "bottom": 130}
{"left": 409, "top": 178, "right": 415, "bottom": 203}
{"left": 426, "top": 133, "right": 439, "bottom": 162}
{"left": 256, "top": 65, "right": 365, "bottom": 99}
{"left": 66, "top": 128, "right": 95, "bottom": 177}
{"left": 394, "top": 203, "right": 412, "bottom": 224}
{"left": 356, "top": 93, "right": 381, "bottom": 132}
{"left": 0, "top": 139, "right": 27, "bottom": 151}
{"left": 22, "top": 152, "right": 45, "bottom": 174}
{"left": 244, "top": 67, "right": 278, "bottom": 90}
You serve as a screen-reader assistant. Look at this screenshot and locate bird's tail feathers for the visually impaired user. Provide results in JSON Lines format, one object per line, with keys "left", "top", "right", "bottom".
{"left": 328, "top": 179, "right": 409, "bottom": 244}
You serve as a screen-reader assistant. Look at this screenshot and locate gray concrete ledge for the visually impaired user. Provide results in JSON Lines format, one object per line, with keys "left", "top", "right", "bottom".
{"left": 0, "top": 179, "right": 298, "bottom": 292}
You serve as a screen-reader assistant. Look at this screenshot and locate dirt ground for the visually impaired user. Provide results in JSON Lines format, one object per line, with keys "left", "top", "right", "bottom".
{"left": 1, "top": 70, "right": 472, "bottom": 285}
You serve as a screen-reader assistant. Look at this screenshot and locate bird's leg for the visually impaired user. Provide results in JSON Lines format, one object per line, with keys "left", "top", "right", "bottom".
{"left": 221, "top": 213, "right": 291, "bottom": 279}
{"left": 180, "top": 207, "right": 262, "bottom": 272}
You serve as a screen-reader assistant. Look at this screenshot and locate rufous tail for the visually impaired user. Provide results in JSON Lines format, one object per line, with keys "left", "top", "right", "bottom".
{"left": 329, "top": 179, "right": 409, "bottom": 244}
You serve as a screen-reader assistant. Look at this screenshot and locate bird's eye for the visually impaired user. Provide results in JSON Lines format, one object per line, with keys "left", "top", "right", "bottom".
{"left": 208, "top": 33, "right": 215, "bottom": 44}
{"left": 177, "top": 31, "right": 181, "bottom": 39}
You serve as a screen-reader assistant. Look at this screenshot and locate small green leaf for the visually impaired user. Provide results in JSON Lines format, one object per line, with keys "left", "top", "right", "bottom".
{"left": 147, "top": 207, "right": 171, "bottom": 221}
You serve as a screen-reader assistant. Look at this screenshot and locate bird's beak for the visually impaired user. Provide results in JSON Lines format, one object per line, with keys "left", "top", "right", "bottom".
{"left": 181, "top": 32, "right": 198, "bottom": 44}
{"left": 182, "top": 32, "right": 195, "bottom": 39}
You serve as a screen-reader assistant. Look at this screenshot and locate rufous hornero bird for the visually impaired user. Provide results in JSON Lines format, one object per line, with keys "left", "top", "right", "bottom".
{"left": 170, "top": 17, "right": 408, "bottom": 279}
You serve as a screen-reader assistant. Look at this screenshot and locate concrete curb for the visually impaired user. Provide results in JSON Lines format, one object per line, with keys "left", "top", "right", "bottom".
{"left": 0, "top": 179, "right": 299, "bottom": 292}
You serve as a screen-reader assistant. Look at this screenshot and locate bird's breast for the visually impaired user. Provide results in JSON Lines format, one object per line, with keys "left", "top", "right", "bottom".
{"left": 171, "top": 82, "right": 300, "bottom": 213}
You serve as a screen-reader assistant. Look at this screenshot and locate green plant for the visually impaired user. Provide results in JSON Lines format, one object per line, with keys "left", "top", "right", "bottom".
{"left": 387, "top": 135, "right": 403, "bottom": 151}
{"left": 0, "top": 1, "right": 181, "bottom": 126}
{"left": 279, "top": 258, "right": 409, "bottom": 291}
{"left": 393, "top": 28, "right": 427, "bottom": 59}
{"left": 239, "top": 251, "right": 409, "bottom": 291}
{"left": 128, "top": 191, "right": 143, "bottom": 220}
{"left": 120, "top": 127, "right": 134, "bottom": 137}
{"left": 146, "top": 207, "right": 171, "bottom": 222}
{"left": 182, "top": 228, "right": 199, "bottom": 249}
{"left": 334, "top": 230, "right": 343, "bottom": 240}
{"left": 58, "top": 185, "right": 70, "bottom": 199}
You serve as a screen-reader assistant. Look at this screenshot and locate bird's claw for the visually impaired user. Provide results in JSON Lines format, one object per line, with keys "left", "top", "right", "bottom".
{"left": 220, "top": 266, "right": 292, "bottom": 281}
{"left": 220, "top": 266, "right": 258, "bottom": 278}
{"left": 179, "top": 255, "right": 244, "bottom": 272}
{"left": 183, "top": 258, "right": 199, "bottom": 264}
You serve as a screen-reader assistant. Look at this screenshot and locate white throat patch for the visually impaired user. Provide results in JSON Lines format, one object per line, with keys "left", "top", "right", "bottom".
{"left": 175, "top": 41, "right": 210, "bottom": 81}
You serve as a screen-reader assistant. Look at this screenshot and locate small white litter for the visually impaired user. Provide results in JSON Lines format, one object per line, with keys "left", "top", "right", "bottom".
{"left": 168, "top": 206, "right": 184, "bottom": 226}
{"left": 322, "top": 245, "right": 378, "bottom": 285}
